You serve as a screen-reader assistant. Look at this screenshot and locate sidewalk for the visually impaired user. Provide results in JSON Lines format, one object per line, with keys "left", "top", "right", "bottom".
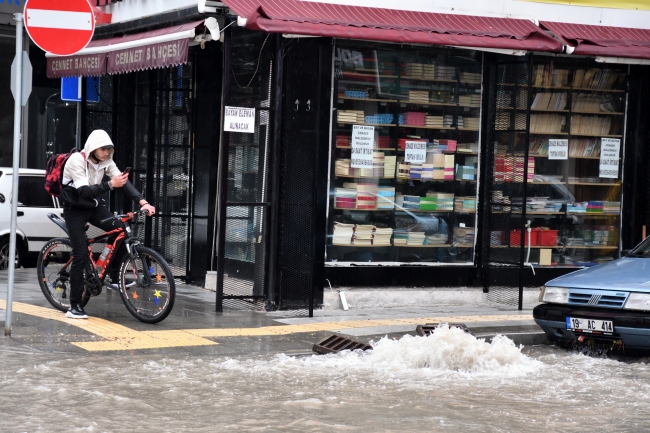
{"left": 0, "top": 268, "right": 546, "bottom": 357}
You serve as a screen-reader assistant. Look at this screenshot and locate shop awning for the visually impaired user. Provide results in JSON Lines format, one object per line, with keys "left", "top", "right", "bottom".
{"left": 540, "top": 21, "right": 650, "bottom": 60}
{"left": 222, "top": 0, "right": 562, "bottom": 53}
{"left": 46, "top": 20, "right": 206, "bottom": 78}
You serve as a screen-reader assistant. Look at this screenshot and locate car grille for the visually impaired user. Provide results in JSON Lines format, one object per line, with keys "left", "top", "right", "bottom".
{"left": 568, "top": 289, "right": 628, "bottom": 309}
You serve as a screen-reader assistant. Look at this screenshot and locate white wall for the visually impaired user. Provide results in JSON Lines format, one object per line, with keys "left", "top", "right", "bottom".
{"left": 105, "top": 0, "right": 198, "bottom": 24}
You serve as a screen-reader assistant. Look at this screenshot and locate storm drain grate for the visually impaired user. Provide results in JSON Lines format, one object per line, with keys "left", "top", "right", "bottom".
{"left": 312, "top": 335, "right": 373, "bottom": 354}
{"left": 416, "top": 323, "right": 474, "bottom": 337}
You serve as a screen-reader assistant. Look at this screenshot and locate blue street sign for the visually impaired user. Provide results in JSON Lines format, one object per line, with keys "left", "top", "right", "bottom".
{"left": 61, "top": 76, "right": 81, "bottom": 102}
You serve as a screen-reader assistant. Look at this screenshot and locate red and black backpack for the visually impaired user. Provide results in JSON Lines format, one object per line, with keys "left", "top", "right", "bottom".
{"left": 44, "top": 148, "right": 85, "bottom": 197}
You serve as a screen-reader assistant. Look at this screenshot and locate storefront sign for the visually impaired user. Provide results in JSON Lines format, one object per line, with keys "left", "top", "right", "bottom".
{"left": 350, "top": 125, "right": 374, "bottom": 169}
{"left": 108, "top": 38, "right": 189, "bottom": 74}
{"left": 599, "top": 137, "right": 621, "bottom": 179}
{"left": 404, "top": 140, "right": 427, "bottom": 163}
{"left": 224, "top": 106, "right": 256, "bottom": 133}
{"left": 548, "top": 139, "right": 568, "bottom": 160}
{"left": 46, "top": 54, "right": 106, "bottom": 78}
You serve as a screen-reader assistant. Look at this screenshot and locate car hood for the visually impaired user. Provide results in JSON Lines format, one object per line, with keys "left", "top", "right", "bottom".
{"left": 547, "top": 258, "right": 650, "bottom": 291}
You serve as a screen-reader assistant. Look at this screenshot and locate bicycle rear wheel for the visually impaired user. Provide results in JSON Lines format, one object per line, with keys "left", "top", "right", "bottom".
{"left": 37, "top": 238, "right": 90, "bottom": 312}
{"left": 118, "top": 245, "right": 175, "bottom": 323}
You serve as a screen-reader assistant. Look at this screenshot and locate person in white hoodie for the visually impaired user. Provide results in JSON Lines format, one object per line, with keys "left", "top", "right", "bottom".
{"left": 61, "top": 129, "right": 155, "bottom": 319}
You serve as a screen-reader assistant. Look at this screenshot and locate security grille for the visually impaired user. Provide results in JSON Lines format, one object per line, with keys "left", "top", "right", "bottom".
{"left": 84, "top": 76, "right": 113, "bottom": 137}
{"left": 482, "top": 55, "right": 531, "bottom": 308}
{"left": 217, "top": 28, "right": 273, "bottom": 311}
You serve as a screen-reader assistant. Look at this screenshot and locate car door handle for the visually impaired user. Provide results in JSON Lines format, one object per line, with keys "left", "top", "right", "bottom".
{"left": 17, "top": 211, "right": 24, "bottom": 216}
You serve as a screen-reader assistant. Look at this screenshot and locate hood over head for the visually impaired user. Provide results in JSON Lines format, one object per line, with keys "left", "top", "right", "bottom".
{"left": 83, "top": 129, "right": 114, "bottom": 160}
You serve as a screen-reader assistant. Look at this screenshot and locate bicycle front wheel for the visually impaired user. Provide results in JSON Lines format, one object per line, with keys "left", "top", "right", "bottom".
{"left": 118, "top": 245, "right": 175, "bottom": 323}
{"left": 37, "top": 238, "right": 90, "bottom": 312}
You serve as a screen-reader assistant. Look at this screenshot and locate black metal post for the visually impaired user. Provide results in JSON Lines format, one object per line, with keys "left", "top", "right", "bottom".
{"left": 145, "top": 70, "right": 156, "bottom": 247}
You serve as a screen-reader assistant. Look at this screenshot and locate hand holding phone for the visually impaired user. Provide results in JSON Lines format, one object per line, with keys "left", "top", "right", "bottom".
{"left": 123, "top": 167, "right": 132, "bottom": 175}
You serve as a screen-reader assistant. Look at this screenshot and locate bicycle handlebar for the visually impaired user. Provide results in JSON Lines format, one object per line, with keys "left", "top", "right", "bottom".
{"left": 99, "top": 209, "right": 150, "bottom": 225}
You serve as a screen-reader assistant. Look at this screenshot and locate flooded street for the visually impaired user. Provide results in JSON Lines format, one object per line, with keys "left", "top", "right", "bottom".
{"left": 2, "top": 327, "right": 649, "bottom": 432}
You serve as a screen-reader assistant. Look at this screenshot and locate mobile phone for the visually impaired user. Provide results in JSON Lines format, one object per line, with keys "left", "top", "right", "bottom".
{"left": 123, "top": 167, "right": 132, "bottom": 175}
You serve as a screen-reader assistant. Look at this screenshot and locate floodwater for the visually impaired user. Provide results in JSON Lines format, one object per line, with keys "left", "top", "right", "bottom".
{"left": 2, "top": 327, "right": 650, "bottom": 432}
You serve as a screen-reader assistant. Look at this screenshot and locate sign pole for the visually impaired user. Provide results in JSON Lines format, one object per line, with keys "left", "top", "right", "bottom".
{"left": 5, "top": 13, "right": 24, "bottom": 337}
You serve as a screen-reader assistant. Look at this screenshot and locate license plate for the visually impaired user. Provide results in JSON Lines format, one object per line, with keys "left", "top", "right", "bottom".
{"left": 566, "top": 317, "right": 614, "bottom": 334}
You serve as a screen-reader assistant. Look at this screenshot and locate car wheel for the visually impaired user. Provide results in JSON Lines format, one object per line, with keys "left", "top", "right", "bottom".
{"left": 0, "top": 237, "right": 22, "bottom": 270}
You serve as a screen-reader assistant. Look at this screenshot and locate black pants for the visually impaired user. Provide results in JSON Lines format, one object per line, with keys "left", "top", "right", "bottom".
{"left": 63, "top": 205, "right": 125, "bottom": 305}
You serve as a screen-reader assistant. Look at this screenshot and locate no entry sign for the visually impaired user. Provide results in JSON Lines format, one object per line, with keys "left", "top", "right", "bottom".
{"left": 24, "top": 0, "right": 95, "bottom": 56}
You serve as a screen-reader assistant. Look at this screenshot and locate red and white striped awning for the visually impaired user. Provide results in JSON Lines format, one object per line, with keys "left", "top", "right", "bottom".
{"left": 222, "top": 0, "right": 562, "bottom": 53}
{"left": 540, "top": 21, "right": 650, "bottom": 60}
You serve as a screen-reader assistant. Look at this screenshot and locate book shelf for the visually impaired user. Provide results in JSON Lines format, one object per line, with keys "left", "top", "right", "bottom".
{"left": 489, "top": 59, "right": 626, "bottom": 269}
{"left": 328, "top": 41, "right": 481, "bottom": 264}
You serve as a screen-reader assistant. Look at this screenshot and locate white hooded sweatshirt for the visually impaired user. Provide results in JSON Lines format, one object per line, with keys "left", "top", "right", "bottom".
{"left": 62, "top": 129, "right": 121, "bottom": 188}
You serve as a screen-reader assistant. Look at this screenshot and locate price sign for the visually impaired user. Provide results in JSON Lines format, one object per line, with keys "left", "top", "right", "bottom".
{"left": 599, "top": 138, "right": 620, "bottom": 179}
{"left": 404, "top": 140, "right": 426, "bottom": 163}
{"left": 351, "top": 125, "right": 374, "bottom": 169}
{"left": 548, "top": 139, "right": 568, "bottom": 160}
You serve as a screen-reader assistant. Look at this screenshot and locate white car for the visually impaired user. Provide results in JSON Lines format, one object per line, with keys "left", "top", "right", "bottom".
{"left": 0, "top": 168, "right": 65, "bottom": 269}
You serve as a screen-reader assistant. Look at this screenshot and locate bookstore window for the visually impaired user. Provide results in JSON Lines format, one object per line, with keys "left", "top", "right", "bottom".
{"left": 490, "top": 58, "right": 626, "bottom": 268}
{"left": 327, "top": 41, "right": 482, "bottom": 265}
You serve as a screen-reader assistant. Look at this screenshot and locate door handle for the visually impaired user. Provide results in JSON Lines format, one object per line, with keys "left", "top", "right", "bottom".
{"left": 17, "top": 211, "right": 24, "bottom": 216}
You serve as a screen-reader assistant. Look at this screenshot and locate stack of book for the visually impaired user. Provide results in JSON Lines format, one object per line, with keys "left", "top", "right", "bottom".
{"left": 530, "top": 114, "right": 565, "bottom": 133}
{"left": 457, "top": 142, "right": 478, "bottom": 153}
{"left": 408, "top": 90, "right": 430, "bottom": 103}
{"left": 491, "top": 191, "right": 511, "bottom": 212}
{"left": 532, "top": 64, "right": 569, "bottom": 87}
{"left": 405, "top": 63, "right": 435, "bottom": 79}
{"left": 356, "top": 183, "right": 378, "bottom": 209}
{"left": 397, "top": 163, "right": 410, "bottom": 179}
{"left": 459, "top": 72, "right": 481, "bottom": 84}
{"left": 425, "top": 116, "right": 444, "bottom": 128}
{"left": 409, "top": 164, "right": 422, "bottom": 179}
{"left": 444, "top": 154, "right": 455, "bottom": 180}
{"left": 402, "top": 195, "right": 420, "bottom": 210}
{"left": 432, "top": 153, "right": 445, "bottom": 179}
{"left": 372, "top": 152, "right": 385, "bottom": 177}
{"left": 567, "top": 202, "right": 588, "bottom": 213}
{"left": 334, "top": 187, "right": 357, "bottom": 209}
{"left": 455, "top": 163, "right": 477, "bottom": 180}
{"left": 571, "top": 93, "right": 606, "bottom": 112}
{"left": 332, "top": 223, "right": 355, "bottom": 245}
{"left": 453, "top": 227, "right": 475, "bottom": 245}
{"left": 401, "top": 112, "right": 426, "bottom": 126}
{"left": 458, "top": 93, "right": 481, "bottom": 107}
{"left": 443, "top": 115, "right": 454, "bottom": 127}
{"left": 427, "top": 234, "right": 448, "bottom": 245}
{"left": 336, "top": 134, "right": 351, "bottom": 147}
{"left": 427, "top": 192, "right": 454, "bottom": 210}
{"left": 408, "top": 232, "right": 426, "bottom": 245}
{"left": 335, "top": 158, "right": 352, "bottom": 176}
{"left": 462, "top": 117, "right": 480, "bottom": 130}
{"left": 377, "top": 187, "right": 395, "bottom": 209}
{"left": 603, "top": 201, "right": 621, "bottom": 214}
{"left": 438, "top": 139, "right": 457, "bottom": 151}
{"left": 455, "top": 196, "right": 476, "bottom": 212}
{"left": 570, "top": 116, "right": 612, "bottom": 135}
{"left": 353, "top": 225, "right": 375, "bottom": 245}
{"left": 373, "top": 227, "right": 393, "bottom": 246}
{"left": 568, "top": 176, "right": 617, "bottom": 184}
{"left": 419, "top": 196, "right": 438, "bottom": 211}
{"left": 435, "top": 66, "right": 456, "bottom": 80}
{"left": 393, "top": 230, "right": 408, "bottom": 245}
{"left": 384, "top": 155, "right": 396, "bottom": 177}
{"left": 587, "top": 201, "right": 604, "bottom": 214}
{"left": 377, "top": 136, "right": 392, "bottom": 148}
{"left": 493, "top": 156, "right": 535, "bottom": 183}
{"left": 457, "top": 116, "right": 464, "bottom": 128}
{"left": 420, "top": 164, "right": 434, "bottom": 180}
{"left": 337, "top": 110, "right": 365, "bottom": 123}
{"left": 573, "top": 68, "right": 624, "bottom": 90}
{"left": 531, "top": 92, "right": 568, "bottom": 110}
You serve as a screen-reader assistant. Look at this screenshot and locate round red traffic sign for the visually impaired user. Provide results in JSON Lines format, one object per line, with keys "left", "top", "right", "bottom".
{"left": 24, "top": 0, "right": 95, "bottom": 56}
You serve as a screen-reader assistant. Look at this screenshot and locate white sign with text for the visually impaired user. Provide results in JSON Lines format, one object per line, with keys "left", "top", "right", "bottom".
{"left": 404, "top": 140, "right": 427, "bottom": 163}
{"left": 548, "top": 138, "right": 568, "bottom": 160}
{"left": 599, "top": 137, "right": 620, "bottom": 179}
{"left": 351, "top": 125, "right": 375, "bottom": 169}
{"left": 224, "top": 106, "right": 255, "bottom": 133}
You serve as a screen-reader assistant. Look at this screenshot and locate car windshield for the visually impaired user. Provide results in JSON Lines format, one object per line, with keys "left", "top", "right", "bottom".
{"left": 628, "top": 236, "right": 650, "bottom": 258}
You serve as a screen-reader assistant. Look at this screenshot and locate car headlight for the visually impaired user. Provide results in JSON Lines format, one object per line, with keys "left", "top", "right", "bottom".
{"left": 540, "top": 286, "right": 569, "bottom": 304}
{"left": 624, "top": 293, "right": 650, "bottom": 311}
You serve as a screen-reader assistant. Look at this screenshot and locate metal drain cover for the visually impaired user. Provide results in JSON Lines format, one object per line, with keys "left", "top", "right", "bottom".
{"left": 416, "top": 323, "right": 473, "bottom": 337}
{"left": 312, "top": 334, "right": 373, "bottom": 354}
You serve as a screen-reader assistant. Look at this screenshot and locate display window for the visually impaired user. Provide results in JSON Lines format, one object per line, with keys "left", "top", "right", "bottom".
{"left": 489, "top": 58, "right": 626, "bottom": 268}
{"left": 326, "top": 41, "right": 483, "bottom": 265}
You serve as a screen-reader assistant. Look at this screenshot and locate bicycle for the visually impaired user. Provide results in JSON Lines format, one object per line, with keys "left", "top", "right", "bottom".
{"left": 37, "top": 210, "right": 175, "bottom": 323}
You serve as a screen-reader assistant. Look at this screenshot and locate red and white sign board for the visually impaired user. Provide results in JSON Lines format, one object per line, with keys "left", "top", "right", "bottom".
{"left": 24, "top": 0, "right": 95, "bottom": 56}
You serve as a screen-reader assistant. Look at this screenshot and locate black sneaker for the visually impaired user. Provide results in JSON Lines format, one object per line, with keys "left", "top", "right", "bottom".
{"left": 65, "top": 304, "right": 88, "bottom": 319}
